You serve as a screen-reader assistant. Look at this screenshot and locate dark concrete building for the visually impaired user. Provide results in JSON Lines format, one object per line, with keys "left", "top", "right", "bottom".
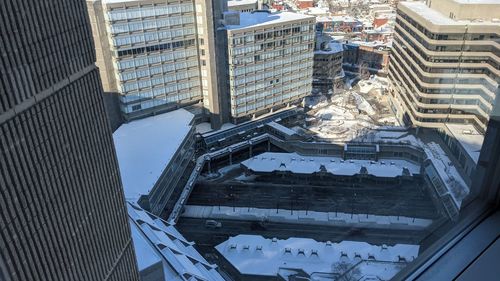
{"left": 0, "top": 1, "right": 139, "bottom": 281}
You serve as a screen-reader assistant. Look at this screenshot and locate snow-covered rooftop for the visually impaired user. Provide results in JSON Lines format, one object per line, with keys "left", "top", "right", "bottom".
{"left": 400, "top": 1, "right": 499, "bottom": 25}
{"left": 227, "top": 0, "right": 258, "bottom": 7}
{"left": 225, "top": 11, "right": 314, "bottom": 30}
{"left": 424, "top": 143, "right": 469, "bottom": 207}
{"left": 445, "top": 124, "right": 483, "bottom": 163}
{"left": 315, "top": 41, "right": 344, "bottom": 54}
{"left": 216, "top": 235, "right": 419, "bottom": 279}
{"left": 128, "top": 202, "right": 225, "bottom": 281}
{"left": 113, "top": 109, "right": 194, "bottom": 201}
{"left": 266, "top": 121, "right": 297, "bottom": 136}
{"left": 241, "top": 152, "right": 420, "bottom": 177}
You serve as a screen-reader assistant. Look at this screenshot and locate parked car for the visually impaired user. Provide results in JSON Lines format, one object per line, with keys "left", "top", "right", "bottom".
{"left": 205, "top": 220, "right": 222, "bottom": 229}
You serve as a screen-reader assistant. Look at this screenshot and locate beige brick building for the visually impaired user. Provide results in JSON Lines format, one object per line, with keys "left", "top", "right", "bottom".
{"left": 389, "top": 0, "right": 500, "bottom": 133}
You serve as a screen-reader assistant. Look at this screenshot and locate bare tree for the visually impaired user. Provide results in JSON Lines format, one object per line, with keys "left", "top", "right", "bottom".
{"left": 332, "top": 261, "right": 362, "bottom": 281}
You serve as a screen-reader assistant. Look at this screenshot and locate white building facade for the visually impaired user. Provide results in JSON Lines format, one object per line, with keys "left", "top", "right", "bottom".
{"left": 225, "top": 11, "right": 316, "bottom": 119}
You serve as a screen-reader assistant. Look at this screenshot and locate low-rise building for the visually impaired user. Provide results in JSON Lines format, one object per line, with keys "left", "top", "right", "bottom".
{"left": 128, "top": 202, "right": 224, "bottom": 281}
{"left": 113, "top": 109, "right": 196, "bottom": 217}
{"left": 216, "top": 234, "right": 419, "bottom": 281}
{"left": 343, "top": 41, "right": 390, "bottom": 77}
{"left": 224, "top": 11, "right": 315, "bottom": 122}
{"left": 227, "top": 0, "right": 258, "bottom": 12}
{"left": 438, "top": 124, "right": 484, "bottom": 182}
{"left": 313, "top": 35, "right": 344, "bottom": 93}
{"left": 297, "top": 0, "right": 314, "bottom": 10}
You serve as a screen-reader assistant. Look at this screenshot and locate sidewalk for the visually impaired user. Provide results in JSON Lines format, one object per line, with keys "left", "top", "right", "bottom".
{"left": 181, "top": 205, "right": 432, "bottom": 230}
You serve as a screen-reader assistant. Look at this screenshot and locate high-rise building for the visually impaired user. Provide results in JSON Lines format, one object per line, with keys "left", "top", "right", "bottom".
{"left": 223, "top": 11, "right": 315, "bottom": 121}
{"left": 0, "top": 1, "right": 139, "bottom": 280}
{"left": 87, "top": 0, "right": 229, "bottom": 128}
{"left": 88, "top": 0, "right": 204, "bottom": 121}
{"left": 389, "top": 0, "right": 500, "bottom": 134}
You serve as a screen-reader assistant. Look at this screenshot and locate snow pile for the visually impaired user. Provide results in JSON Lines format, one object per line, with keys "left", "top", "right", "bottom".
{"left": 216, "top": 235, "right": 419, "bottom": 280}
{"left": 306, "top": 76, "right": 398, "bottom": 142}
{"left": 352, "top": 92, "right": 376, "bottom": 115}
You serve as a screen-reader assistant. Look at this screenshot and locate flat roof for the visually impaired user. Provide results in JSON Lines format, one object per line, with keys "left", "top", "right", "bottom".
{"left": 241, "top": 152, "right": 420, "bottom": 177}
{"left": 113, "top": 109, "right": 194, "bottom": 201}
{"left": 216, "top": 235, "right": 419, "bottom": 279}
{"left": 399, "top": 1, "right": 499, "bottom": 25}
{"left": 227, "top": 0, "right": 258, "bottom": 7}
{"left": 315, "top": 41, "right": 344, "bottom": 54}
{"left": 225, "top": 11, "right": 314, "bottom": 30}
{"left": 445, "top": 124, "right": 484, "bottom": 163}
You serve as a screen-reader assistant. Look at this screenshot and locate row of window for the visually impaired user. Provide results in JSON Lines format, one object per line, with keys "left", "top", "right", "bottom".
{"left": 110, "top": 15, "right": 195, "bottom": 34}
{"left": 114, "top": 28, "right": 195, "bottom": 48}
{"left": 118, "top": 49, "right": 198, "bottom": 70}
{"left": 107, "top": 3, "right": 194, "bottom": 21}
{"left": 124, "top": 90, "right": 201, "bottom": 113}
{"left": 121, "top": 69, "right": 200, "bottom": 92}
{"left": 116, "top": 38, "right": 195, "bottom": 57}
{"left": 390, "top": 62, "right": 492, "bottom": 117}
{"left": 231, "top": 53, "right": 313, "bottom": 75}
{"left": 230, "top": 36, "right": 314, "bottom": 57}
{"left": 232, "top": 87, "right": 309, "bottom": 115}
{"left": 232, "top": 69, "right": 312, "bottom": 96}
{"left": 119, "top": 59, "right": 198, "bottom": 82}
{"left": 121, "top": 73, "right": 200, "bottom": 94}
{"left": 231, "top": 24, "right": 313, "bottom": 45}
{"left": 231, "top": 64, "right": 312, "bottom": 87}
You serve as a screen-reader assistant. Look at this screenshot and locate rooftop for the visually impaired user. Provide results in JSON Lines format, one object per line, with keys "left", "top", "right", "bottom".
{"left": 399, "top": 1, "right": 500, "bottom": 25}
{"left": 225, "top": 11, "right": 314, "bottom": 30}
{"left": 113, "top": 109, "right": 194, "bottom": 201}
{"left": 227, "top": 0, "right": 258, "bottom": 7}
{"left": 315, "top": 41, "right": 344, "bottom": 54}
{"left": 445, "top": 124, "right": 484, "bottom": 164}
{"left": 241, "top": 152, "right": 421, "bottom": 177}
{"left": 216, "top": 234, "right": 419, "bottom": 279}
{"left": 128, "top": 202, "right": 224, "bottom": 281}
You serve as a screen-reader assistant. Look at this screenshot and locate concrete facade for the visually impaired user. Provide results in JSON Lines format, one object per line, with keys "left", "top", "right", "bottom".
{"left": 224, "top": 11, "right": 316, "bottom": 121}
{"left": 389, "top": 0, "right": 500, "bottom": 133}
{"left": 0, "top": 1, "right": 139, "bottom": 280}
{"left": 87, "top": 0, "right": 204, "bottom": 121}
{"left": 313, "top": 35, "right": 344, "bottom": 93}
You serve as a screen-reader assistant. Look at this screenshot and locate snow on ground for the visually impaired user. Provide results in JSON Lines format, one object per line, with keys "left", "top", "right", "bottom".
{"left": 306, "top": 75, "right": 400, "bottom": 142}
{"left": 216, "top": 234, "right": 419, "bottom": 280}
{"left": 182, "top": 205, "right": 433, "bottom": 230}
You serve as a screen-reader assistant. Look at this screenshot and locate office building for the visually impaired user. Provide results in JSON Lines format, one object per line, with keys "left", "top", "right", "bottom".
{"left": 87, "top": 0, "right": 204, "bottom": 121}
{"left": 389, "top": 0, "right": 500, "bottom": 134}
{"left": 313, "top": 34, "right": 344, "bottom": 93}
{"left": 0, "top": 1, "right": 139, "bottom": 280}
{"left": 224, "top": 11, "right": 315, "bottom": 121}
